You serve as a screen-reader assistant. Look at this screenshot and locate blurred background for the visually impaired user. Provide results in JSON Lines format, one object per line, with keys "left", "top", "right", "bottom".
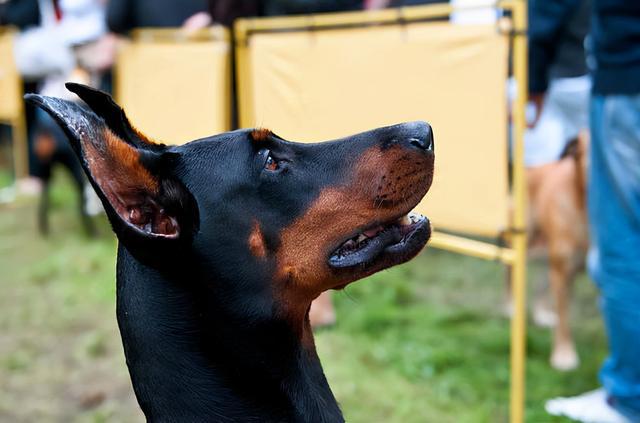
{"left": 0, "top": 0, "right": 614, "bottom": 422}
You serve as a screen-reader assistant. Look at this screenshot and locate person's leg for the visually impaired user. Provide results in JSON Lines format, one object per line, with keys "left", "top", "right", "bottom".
{"left": 546, "top": 94, "right": 640, "bottom": 423}
{"left": 588, "top": 94, "right": 640, "bottom": 421}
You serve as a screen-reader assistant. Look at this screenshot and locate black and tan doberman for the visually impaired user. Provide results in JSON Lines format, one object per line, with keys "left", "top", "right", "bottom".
{"left": 26, "top": 83, "right": 434, "bottom": 423}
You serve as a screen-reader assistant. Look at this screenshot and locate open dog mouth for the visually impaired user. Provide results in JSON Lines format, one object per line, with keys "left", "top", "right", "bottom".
{"left": 329, "top": 211, "right": 431, "bottom": 269}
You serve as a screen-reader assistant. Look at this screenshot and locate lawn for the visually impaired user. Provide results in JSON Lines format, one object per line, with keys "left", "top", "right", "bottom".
{"left": 0, "top": 171, "right": 607, "bottom": 422}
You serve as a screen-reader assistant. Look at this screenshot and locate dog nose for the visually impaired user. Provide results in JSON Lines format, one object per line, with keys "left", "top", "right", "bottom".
{"left": 408, "top": 135, "right": 432, "bottom": 151}
{"left": 404, "top": 121, "right": 434, "bottom": 152}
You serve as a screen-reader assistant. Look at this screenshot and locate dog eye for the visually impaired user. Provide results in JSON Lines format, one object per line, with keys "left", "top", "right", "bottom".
{"left": 264, "top": 152, "right": 279, "bottom": 171}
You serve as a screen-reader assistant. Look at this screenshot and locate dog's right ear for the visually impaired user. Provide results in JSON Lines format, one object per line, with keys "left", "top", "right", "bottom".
{"left": 25, "top": 87, "right": 198, "bottom": 249}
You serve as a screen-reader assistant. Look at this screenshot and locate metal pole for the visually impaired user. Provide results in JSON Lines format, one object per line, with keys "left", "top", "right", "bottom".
{"left": 509, "top": 1, "right": 528, "bottom": 422}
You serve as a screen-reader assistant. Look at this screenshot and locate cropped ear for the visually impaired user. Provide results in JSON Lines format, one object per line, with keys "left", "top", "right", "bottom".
{"left": 25, "top": 90, "right": 198, "bottom": 244}
{"left": 65, "top": 82, "right": 162, "bottom": 150}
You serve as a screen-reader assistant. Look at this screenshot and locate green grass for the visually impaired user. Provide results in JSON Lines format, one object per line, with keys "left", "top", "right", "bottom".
{"left": 0, "top": 168, "right": 11, "bottom": 189}
{"left": 320, "top": 255, "right": 606, "bottom": 422}
{"left": 0, "top": 171, "right": 607, "bottom": 422}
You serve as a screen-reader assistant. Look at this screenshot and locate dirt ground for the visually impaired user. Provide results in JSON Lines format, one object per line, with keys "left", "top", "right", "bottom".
{"left": 0, "top": 194, "right": 143, "bottom": 423}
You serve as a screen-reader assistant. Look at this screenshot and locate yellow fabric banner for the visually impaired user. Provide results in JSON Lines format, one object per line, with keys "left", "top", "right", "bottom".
{"left": 242, "top": 22, "right": 509, "bottom": 237}
{"left": 0, "top": 30, "right": 22, "bottom": 122}
{"left": 116, "top": 29, "right": 231, "bottom": 144}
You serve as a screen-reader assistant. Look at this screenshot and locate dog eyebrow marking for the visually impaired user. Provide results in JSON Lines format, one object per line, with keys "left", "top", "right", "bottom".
{"left": 250, "top": 128, "right": 273, "bottom": 142}
{"left": 249, "top": 220, "right": 267, "bottom": 258}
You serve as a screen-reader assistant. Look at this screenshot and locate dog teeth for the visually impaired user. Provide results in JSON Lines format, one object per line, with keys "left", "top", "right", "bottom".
{"left": 409, "top": 212, "right": 422, "bottom": 223}
{"left": 399, "top": 214, "right": 412, "bottom": 226}
{"left": 356, "top": 234, "right": 368, "bottom": 243}
{"left": 343, "top": 239, "right": 356, "bottom": 249}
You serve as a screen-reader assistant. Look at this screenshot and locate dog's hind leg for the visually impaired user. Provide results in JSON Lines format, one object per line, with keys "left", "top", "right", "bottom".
{"left": 34, "top": 133, "right": 54, "bottom": 237}
{"left": 533, "top": 257, "right": 558, "bottom": 328}
{"left": 38, "top": 182, "right": 50, "bottom": 236}
{"left": 549, "top": 253, "right": 579, "bottom": 371}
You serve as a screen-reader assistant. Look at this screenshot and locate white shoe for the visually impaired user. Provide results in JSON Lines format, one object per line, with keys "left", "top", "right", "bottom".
{"left": 545, "top": 388, "right": 630, "bottom": 423}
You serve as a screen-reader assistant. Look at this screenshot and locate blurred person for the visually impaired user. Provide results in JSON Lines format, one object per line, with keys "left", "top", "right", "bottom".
{"left": 208, "top": 1, "right": 364, "bottom": 30}
{"left": 542, "top": 1, "right": 640, "bottom": 422}
{"left": 206, "top": 0, "right": 365, "bottom": 27}
{"left": 1, "top": 0, "right": 56, "bottom": 188}
{"left": 14, "top": 0, "right": 107, "bottom": 82}
{"left": 205, "top": 1, "right": 256, "bottom": 27}
{"left": 516, "top": 0, "right": 591, "bottom": 373}
{"left": 7, "top": 0, "right": 109, "bottom": 194}
{"left": 526, "top": 0, "right": 590, "bottom": 166}
{"left": 2, "top": 1, "right": 48, "bottom": 186}
{"left": 14, "top": 0, "right": 110, "bottom": 220}
{"left": 106, "top": 0, "right": 208, "bottom": 34}
{"left": 0, "top": 0, "right": 39, "bottom": 28}
{"left": 261, "top": 0, "right": 362, "bottom": 16}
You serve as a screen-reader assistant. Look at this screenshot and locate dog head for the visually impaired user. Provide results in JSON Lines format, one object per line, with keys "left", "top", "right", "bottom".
{"left": 26, "top": 83, "right": 434, "bottom": 330}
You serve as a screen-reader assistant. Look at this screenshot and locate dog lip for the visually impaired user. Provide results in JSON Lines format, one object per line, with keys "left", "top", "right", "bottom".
{"left": 332, "top": 205, "right": 418, "bottom": 253}
{"left": 328, "top": 213, "right": 430, "bottom": 269}
{"left": 382, "top": 215, "right": 430, "bottom": 254}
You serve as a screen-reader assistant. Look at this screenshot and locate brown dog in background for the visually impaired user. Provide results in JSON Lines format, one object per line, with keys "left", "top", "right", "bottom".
{"left": 507, "top": 133, "right": 589, "bottom": 371}
{"left": 312, "top": 134, "right": 589, "bottom": 372}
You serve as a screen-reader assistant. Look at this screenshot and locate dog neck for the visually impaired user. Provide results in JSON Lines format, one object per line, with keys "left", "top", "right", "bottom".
{"left": 115, "top": 245, "right": 343, "bottom": 422}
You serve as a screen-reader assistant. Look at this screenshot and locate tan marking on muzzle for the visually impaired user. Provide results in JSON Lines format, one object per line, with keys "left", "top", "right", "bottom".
{"left": 273, "top": 145, "right": 433, "bottom": 326}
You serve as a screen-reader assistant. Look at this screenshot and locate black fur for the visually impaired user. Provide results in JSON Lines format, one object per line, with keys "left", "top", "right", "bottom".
{"left": 25, "top": 84, "right": 434, "bottom": 423}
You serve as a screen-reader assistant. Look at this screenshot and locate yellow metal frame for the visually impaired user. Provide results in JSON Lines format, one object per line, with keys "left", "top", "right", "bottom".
{"left": 234, "top": 2, "right": 528, "bottom": 421}
{"left": 0, "top": 27, "right": 28, "bottom": 179}
{"left": 129, "top": 26, "right": 230, "bottom": 43}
